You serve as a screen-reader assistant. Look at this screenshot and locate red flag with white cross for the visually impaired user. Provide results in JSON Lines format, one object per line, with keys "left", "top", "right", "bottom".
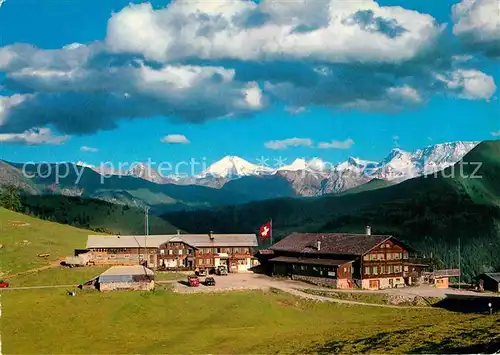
{"left": 259, "top": 221, "right": 271, "bottom": 240}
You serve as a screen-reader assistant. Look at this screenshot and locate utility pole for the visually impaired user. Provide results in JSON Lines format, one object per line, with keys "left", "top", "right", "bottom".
{"left": 144, "top": 206, "right": 150, "bottom": 236}
{"left": 144, "top": 206, "right": 149, "bottom": 267}
{"left": 458, "top": 237, "right": 461, "bottom": 290}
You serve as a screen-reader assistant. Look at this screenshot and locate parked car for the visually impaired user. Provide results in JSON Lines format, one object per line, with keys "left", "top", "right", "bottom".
{"left": 196, "top": 268, "right": 207, "bottom": 277}
{"left": 0, "top": 280, "right": 9, "bottom": 288}
{"left": 205, "top": 277, "right": 216, "bottom": 286}
{"left": 216, "top": 265, "right": 228, "bottom": 276}
{"left": 187, "top": 276, "right": 200, "bottom": 287}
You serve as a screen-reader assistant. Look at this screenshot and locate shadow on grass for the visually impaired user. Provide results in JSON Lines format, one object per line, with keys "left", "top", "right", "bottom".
{"left": 433, "top": 294, "right": 500, "bottom": 314}
{"left": 316, "top": 322, "right": 500, "bottom": 354}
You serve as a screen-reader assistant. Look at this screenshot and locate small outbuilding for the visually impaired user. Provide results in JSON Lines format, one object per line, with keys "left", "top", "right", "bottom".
{"left": 96, "top": 265, "right": 154, "bottom": 291}
{"left": 477, "top": 273, "right": 500, "bottom": 293}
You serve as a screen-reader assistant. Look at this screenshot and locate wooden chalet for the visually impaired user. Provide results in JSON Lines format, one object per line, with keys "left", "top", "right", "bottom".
{"left": 264, "top": 231, "right": 426, "bottom": 290}
{"left": 85, "top": 232, "right": 259, "bottom": 273}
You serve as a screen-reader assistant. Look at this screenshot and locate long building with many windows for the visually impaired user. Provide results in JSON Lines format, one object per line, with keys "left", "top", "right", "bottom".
{"left": 84, "top": 232, "right": 259, "bottom": 273}
{"left": 262, "top": 231, "right": 427, "bottom": 289}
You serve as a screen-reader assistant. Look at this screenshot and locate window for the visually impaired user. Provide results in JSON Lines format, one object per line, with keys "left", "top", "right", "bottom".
{"left": 403, "top": 252, "right": 409, "bottom": 259}
{"left": 363, "top": 255, "right": 369, "bottom": 261}
{"left": 377, "top": 253, "right": 385, "bottom": 260}
{"left": 388, "top": 265, "right": 394, "bottom": 274}
{"left": 350, "top": 266, "right": 354, "bottom": 274}
{"left": 160, "top": 249, "right": 165, "bottom": 255}
{"left": 216, "top": 248, "right": 221, "bottom": 253}
{"left": 238, "top": 259, "right": 247, "bottom": 265}
{"left": 394, "top": 265, "right": 402, "bottom": 273}
{"left": 178, "top": 249, "right": 183, "bottom": 255}
{"left": 369, "top": 254, "right": 376, "bottom": 261}
{"left": 343, "top": 267, "right": 347, "bottom": 272}
{"left": 188, "top": 249, "right": 192, "bottom": 255}
{"left": 234, "top": 248, "right": 240, "bottom": 254}
{"left": 386, "top": 243, "right": 391, "bottom": 248}
{"left": 365, "top": 267, "right": 371, "bottom": 275}
{"left": 373, "top": 266, "right": 378, "bottom": 275}
{"left": 168, "top": 250, "right": 173, "bottom": 255}
{"left": 404, "top": 266, "right": 409, "bottom": 272}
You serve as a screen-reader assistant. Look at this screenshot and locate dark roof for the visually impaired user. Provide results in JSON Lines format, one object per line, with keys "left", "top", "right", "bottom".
{"left": 269, "top": 256, "right": 355, "bottom": 267}
{"left": 269, "top": 233, "right": 392, "bottom": 256}
{"left": 258, "top": 249, "right": 274, "bottom": 255}
{"left": 479, "top": 272, "right": 500, "bottom": 282}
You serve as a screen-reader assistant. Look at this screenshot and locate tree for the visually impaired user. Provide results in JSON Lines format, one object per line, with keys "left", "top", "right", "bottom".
{"left": 0, "top": 185, "right": 22, "bottom": 212}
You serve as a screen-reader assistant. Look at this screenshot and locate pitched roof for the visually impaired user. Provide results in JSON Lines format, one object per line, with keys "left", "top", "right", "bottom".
{"left": 269, "top": 256, "right": 355, "bottom": 267}
{"left": 269, "top": 233, "right": 392, "bottom": 256}
{"left": 481, "top": 272, "right": 500, "bottom": 282}
{"left": 168, "top": 234, "right": 258, "bottom": 247}
{"left": 99, "top": 265, "right": 154, "bottom": 277}
{"left": 86, "top": 235, "right": 169, "bottom": 249}
{"left": 86, "top": 233, "right": 258, "bottom": 249}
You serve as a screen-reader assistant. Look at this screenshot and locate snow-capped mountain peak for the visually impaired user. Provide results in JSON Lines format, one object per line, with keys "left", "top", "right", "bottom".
{"left": 278, "top": 158, "right": 308, "bottom": 172}
{"left": 199, "top": 156, "right": 273, "bottom": 179}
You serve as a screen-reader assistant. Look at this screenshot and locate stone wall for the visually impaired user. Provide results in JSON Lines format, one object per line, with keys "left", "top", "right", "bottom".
{"left": 291, "top": 275, "right": 338, "bottom": 288}
{"left": 98, "top": 281, "right": 154, "bottom": 291}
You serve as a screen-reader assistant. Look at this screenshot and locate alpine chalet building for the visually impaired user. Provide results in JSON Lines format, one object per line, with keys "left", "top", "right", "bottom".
{"left": 264, "top": 230, "right": 426, "bottom": 290}
{"left": 84, "top": 232, "right": 259, "bottom": 273}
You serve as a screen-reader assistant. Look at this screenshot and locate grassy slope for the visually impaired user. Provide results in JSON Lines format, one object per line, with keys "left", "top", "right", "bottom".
{"left": 0, "top": 207, "right": 93, "bottom": 275}
{"left": 21, "top": 195, "right": 178, "bottom": 235}
{"left": 3, "top": 289, "right": 499, "bottom": 354}
{"left": 336, "top": 178, "right": 394, "bottom": 196}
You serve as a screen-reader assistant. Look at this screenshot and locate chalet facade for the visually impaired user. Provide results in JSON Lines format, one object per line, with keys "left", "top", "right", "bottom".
{"left": 85, "top": 233, "right": 258, "bottom": 273}
{"left": 264, "top": 232, "right": 426, "bottom": 290}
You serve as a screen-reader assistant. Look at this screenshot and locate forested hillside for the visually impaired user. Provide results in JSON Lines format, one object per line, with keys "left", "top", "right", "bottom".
{"left": 19, "top": 195, "right": 178, "bottom": 235}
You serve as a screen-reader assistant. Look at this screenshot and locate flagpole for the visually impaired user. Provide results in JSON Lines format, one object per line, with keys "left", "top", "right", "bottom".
{"left": 270, "top": 218, "right": 273, "bottom": 245}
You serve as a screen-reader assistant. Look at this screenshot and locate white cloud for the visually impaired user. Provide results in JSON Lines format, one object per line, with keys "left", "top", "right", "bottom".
{"left": 0, "top": 62, "right": 264, "bottom": 134}
{"left": 161, "top": 134, "right": 191, "bottom": 144}
{"left": 387, "top": 85, "right": 422, "bottom": 103}
{"left": 491, "top": 130, "right": 500, "bottom": 137}
{"left": 0, "top": 0, "right": 6, "bottom": 8}
{"left": 264, "top": 137, "right": 313, "bottom": 150}
{"left": 318, "top": 138, "right": 355, "bottom": 149}
{"left": 0, "top": 0, "right": 496, "bottom": 139}
{"left": 106, "top": 0, "right": 443, "bottom": 64}
{"left": 285, "top": 106, "right": 306, "bottom": 115}
{"left": 80, "top": 145, "right": 99, "bottom": 152}
{"left": 436, "top": 69, "right": 497, "bottom": 100}
{"left": 0, "top": 128, "right": 70, "bottom": 145}
{"left": 452, "top": 0, "right": 500, "bottom": 57}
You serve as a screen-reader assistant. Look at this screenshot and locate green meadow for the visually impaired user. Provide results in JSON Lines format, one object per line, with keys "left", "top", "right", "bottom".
{"left": 2, "top": 288, "right": 500, "bottom": 354}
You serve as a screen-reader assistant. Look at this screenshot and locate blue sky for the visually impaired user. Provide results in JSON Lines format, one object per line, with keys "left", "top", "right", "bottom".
{"left": 0, "top": 0, "right": 498, "bottom": 170}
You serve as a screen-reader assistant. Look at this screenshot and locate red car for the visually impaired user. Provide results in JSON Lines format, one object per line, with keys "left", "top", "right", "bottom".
{"left": 0, "top": 281, "right": 9, "bottom": 288}
{"left": 188, "top": 276, "right": 200, "bottom": 287}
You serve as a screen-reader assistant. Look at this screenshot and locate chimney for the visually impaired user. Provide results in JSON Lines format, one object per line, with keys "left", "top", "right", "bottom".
{"left": 177, "top": 229, "right": 181, "bottom": 235}
{"left": 209, "top": 231, "right": 214, "bottom": 240}
{"left": 317, "top": 240, "right": 321, "bottom": 252}
{"left": 365, "top": 225, "right": 371, "bottom": 236}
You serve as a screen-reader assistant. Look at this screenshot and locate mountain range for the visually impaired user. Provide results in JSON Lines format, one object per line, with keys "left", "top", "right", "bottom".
{"left": 79, "top": 141, "right": 478, "bottom": 197}
{"left": 0, "top": 141, "right": 479, "bottom": 212}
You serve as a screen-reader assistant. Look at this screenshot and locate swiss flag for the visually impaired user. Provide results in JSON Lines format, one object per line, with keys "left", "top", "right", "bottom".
{"left": 259, "top": 222, "right": 271, "bottom": 240}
